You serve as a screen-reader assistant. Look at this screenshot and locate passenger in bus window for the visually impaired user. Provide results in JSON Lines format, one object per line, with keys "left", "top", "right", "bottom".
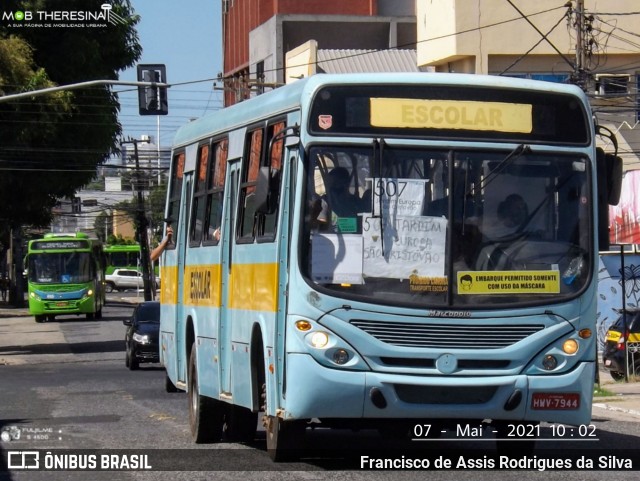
{"left": 325, "top": 167, "right": 365, "bottom": 218}
{"left": 151, "top": 225, "right": 173, "bottom": 261}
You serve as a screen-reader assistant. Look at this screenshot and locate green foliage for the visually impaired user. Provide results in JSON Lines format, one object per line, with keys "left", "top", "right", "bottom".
{"left": 0, "top": 0, "right": 141, "bottom": 243}
{"left": 106, "top": 234, "right": 137, "bottom": 246}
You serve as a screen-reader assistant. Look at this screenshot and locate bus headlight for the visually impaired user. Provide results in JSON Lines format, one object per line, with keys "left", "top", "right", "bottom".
{"left": 29, "top": 292, "right": 41, "bottom": 301}
{"left": 332, "top": 348, "right": 350, "bottom": 365}
{"left": 291, "top": 317, "right": 369, "bottom": 370}
{"left": 542, "top": 355, "right": 558, "bottom": 370}
{"left": 310, "top": 331, "right": 330, "bottom": 348}
{"left": 562, "top": 339, "right": 579, "bottom": 355}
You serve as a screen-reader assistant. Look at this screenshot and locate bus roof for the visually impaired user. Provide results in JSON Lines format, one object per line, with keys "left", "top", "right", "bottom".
{"left": 172, "top": 73, "right": 589, "bottom": 148}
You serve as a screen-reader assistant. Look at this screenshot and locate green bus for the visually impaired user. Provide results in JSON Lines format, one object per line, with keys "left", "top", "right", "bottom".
{"left": 103, "top": 244, "right": 141, "bottom": 275}
{"left": 27, "top": 233, "right": 105, "bottom": 322}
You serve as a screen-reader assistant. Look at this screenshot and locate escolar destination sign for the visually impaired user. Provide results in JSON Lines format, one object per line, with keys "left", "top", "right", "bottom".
{"left": 370, "top": 98, "right": 533, "bottom": 133}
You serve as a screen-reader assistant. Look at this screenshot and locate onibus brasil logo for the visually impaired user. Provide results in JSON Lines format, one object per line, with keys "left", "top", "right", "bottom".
{"left": 3, "top": 3, "right": 127, "bottom": 26}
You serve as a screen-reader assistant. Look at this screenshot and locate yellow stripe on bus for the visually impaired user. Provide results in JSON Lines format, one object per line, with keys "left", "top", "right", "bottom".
{"left": 160, "top": 262, "right": 278, "bottom": 312}
{"left": 229, "top": 263, "right": 279, "bottom": 312}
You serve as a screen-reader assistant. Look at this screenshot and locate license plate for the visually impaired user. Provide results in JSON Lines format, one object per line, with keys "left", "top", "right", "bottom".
{"left": 531, "top": 393, "right": 580, "bottom": 410}
{"left": 55, "top": 301, "right": 68, "bottom": 307}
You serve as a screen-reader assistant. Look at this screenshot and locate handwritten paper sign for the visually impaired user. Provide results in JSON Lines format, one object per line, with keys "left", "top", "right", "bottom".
{"left": 372, "top": 178, "right": 428, "bottom": 217}
{"left": 362, "top": 214, "right": 447, "bottom": 279}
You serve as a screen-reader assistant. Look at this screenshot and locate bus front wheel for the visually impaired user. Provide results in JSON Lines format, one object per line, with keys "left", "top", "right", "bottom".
{"left": 262, "top": 383, "right": 305, "bottom": 461}
{"left": 188, "top": 343, "right": 224, "bottom": 443}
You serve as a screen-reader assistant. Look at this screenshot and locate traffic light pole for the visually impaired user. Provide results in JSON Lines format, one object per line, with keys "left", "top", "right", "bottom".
{"left": 122, "top": 138, "right": 154, "bottom": 302}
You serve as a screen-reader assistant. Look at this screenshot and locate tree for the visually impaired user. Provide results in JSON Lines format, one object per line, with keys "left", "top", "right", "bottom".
{"left": 0, "top": 0, "right": 141, "bottom": 306}
{"left": 0, "top": 0, "right": 141, "bottom": 232}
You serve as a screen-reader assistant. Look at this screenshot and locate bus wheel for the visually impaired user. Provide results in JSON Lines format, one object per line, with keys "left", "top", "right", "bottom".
{"left": 262, "top": 383, "right": 305, "bottom": 461}
{"left": 188, "top": 343, "right": 224, "bottom": 443}
{"left": 35, "top": 315, "right": 45, "bottom": 323}
{"left": 264, "top": 414, "right": 305, "bottom": 461}
{"left": 224, "top": 404, "right": 257, "bottom": 442}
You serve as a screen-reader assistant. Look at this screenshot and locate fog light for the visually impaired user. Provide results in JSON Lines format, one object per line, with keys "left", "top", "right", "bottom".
{"left": 295, "top": 320, "right": 312, "bottom": 331}
{"left": 563, "top": 339, "right": 579, "bottom": 355}
{"left": 542, "top": 355, "right": 557, "bottom": 370}
{"left": 310, "top": 331, "right": 329, "bottom": 348}
{"left": 332, "top": 349, "right": 350, "bottom": 365}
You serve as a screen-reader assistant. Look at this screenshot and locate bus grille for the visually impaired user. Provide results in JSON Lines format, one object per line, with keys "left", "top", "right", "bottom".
{"left": 349, "top": 320, "right": 544, "bottom": 349}
{"left": 36, "top": 284, "right": 82, "bottom": 292}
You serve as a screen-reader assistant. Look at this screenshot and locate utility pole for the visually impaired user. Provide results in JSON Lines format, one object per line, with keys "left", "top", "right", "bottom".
{"left": 572, "top": 0, "right": 589, "bottom": 91}
{"left": 122, "top": 138, "right": 154, "bottom": 302}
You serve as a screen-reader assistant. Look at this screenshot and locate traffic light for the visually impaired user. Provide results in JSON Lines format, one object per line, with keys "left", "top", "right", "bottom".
{"left": 137, "top": 64, "right": 168, "bottom": 116}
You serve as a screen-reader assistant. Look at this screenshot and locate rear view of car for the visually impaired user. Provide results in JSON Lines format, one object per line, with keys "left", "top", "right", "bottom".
{"left": 603, "top": 309, "right": 640, "bottom": 380}
{"left": 124, "top": 301, "right": 160, "bottom": 370}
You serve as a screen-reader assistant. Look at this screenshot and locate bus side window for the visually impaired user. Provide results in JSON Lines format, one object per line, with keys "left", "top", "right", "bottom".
{"left": 203, "top": 138, "right": 227, "bottom": 244}
{"left": 189, "top": 142, "right": 210, "bottom": 247}
{"left": 257, "top": 120, "right": 285, "bottom": 239}
{"left": 167, "top": 151, "right": 185, "bottom": 250}
{"left": 238, "top": 128, "right": 263, "bottom": 241}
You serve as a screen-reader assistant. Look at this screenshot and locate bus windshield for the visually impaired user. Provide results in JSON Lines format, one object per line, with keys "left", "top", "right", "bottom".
{"left": 302, "top": 145, "right": 590, "bottom": 308}
{"left": 28, "top": 252, "right": 93, "bottom": 284}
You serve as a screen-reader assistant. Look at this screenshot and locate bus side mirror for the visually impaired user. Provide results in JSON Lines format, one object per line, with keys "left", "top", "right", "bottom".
{"left": 596, "top": 148, "right": 623, "bottom": 251}
{"left": 606, "top": 153, "right": 622, "bottom": 206}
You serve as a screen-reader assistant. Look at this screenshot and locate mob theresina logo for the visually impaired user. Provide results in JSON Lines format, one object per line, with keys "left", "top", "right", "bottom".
{"left": 2, "top": 3, "right": 128, "bottom": 27}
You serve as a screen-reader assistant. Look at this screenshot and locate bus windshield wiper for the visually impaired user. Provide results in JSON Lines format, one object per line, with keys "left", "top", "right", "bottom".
{"left": 472, "top": 144, "right": 531, "bottom": 194}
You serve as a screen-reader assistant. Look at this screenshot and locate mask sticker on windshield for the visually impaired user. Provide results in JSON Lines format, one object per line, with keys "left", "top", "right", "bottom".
{"left": 457, "top": 270, "right": 560, "bottom": 294}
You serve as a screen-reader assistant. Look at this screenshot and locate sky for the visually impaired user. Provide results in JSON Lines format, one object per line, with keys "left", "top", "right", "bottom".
{"left": 116, "top": 0, "right": 223, "bottom": 148}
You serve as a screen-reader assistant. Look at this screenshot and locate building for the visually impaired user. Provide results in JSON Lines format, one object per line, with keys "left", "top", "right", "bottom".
{"left": 222, "top": 0, "right": 416, "bottom": 105}
{"left": 416, "top": 0, "right": 640, "bottom": 172}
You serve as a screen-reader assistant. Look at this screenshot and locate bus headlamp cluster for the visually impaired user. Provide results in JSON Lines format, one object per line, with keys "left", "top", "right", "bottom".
{"left": 82, "top": 289, "right": 94, "bottom": 299}
{"left": 538, "top": 334, "right": 587, "bottom": 371}
{"left": 29, "top": 292, "right": 41, "bottom": 301}
{"left": 294, "top": 319, "right": 367, "bottom": 368}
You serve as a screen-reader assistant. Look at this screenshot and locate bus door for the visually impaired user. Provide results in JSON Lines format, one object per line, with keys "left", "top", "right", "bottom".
{"left": 176, "top": 173, "right": 193, "bottom": 383}
{"left": 219, "top": 159, "right": 240, "bottom": 395}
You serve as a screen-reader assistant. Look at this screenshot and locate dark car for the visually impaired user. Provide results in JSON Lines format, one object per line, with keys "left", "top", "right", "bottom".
{"left": 124, "top": 301, "right": 160, "bottom": 370}
{"left": 603, "top": 308, "right": 640, "bottom": 380}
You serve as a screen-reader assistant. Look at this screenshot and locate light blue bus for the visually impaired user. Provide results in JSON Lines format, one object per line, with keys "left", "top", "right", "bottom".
{"left": 159, "top": 73, "right": 621, "bottom": 460}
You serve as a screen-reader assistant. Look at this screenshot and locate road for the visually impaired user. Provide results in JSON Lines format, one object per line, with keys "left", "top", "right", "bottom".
{"left": 1, "top": 295, "right": 639, "bottom": 480}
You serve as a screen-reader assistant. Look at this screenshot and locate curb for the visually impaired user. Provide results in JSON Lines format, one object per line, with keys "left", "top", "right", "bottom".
{"left": 593, "top": 402, "right": 640, "bottom": 417}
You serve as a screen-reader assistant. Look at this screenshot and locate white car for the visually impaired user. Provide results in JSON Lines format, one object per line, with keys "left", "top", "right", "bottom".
{"left": 105, "top": 269, "right": 144, "bottom": 292}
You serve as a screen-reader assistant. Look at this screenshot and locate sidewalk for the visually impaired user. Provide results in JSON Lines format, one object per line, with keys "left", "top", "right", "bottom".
{"left": 1, "top": 299, "right": 639, "bottom": 416}
{"left": 594, "top": 376, "right": 640, "bottom": 419}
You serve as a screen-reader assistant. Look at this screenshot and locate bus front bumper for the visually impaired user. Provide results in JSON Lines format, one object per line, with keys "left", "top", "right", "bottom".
{"left": 28, "top": 290, "right": 96, "bottom": 315}
{"left": 283, "top": 353, "right": 593, "bottom": 426}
